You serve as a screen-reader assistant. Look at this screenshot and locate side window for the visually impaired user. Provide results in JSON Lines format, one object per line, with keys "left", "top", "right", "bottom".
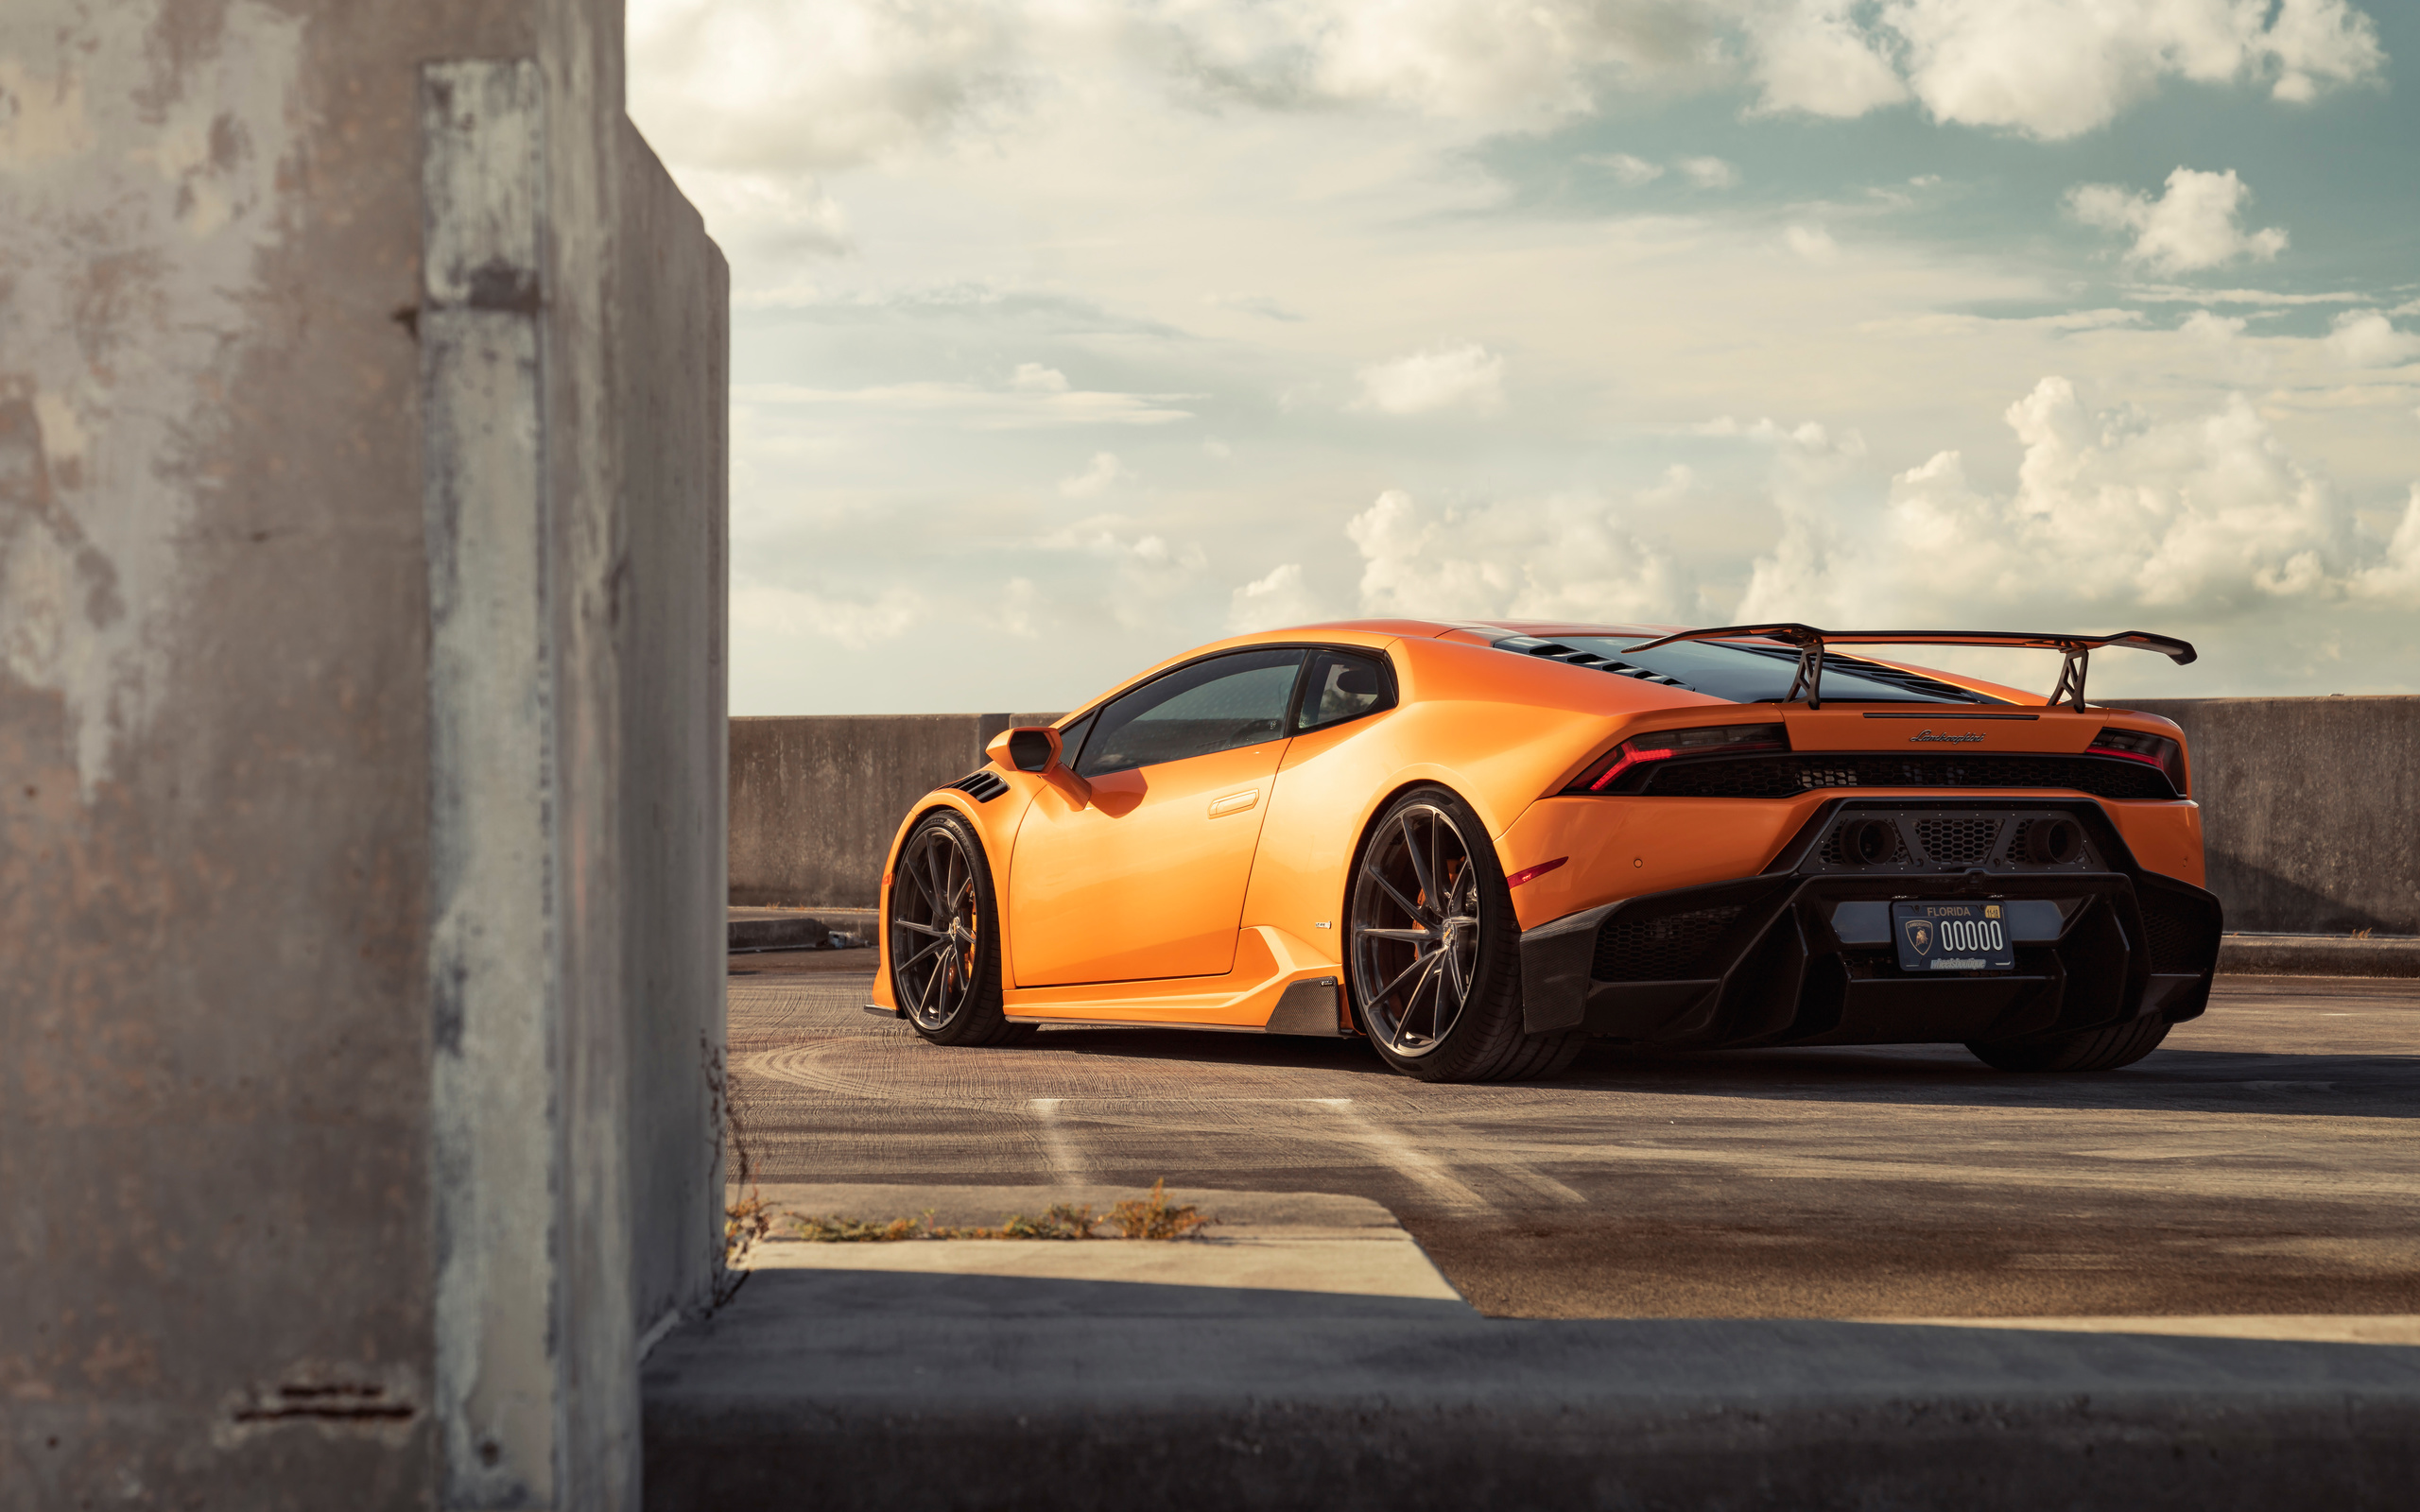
{"left": 1054, "top": 711, "right": 1098, "bottom": 770}
{"left": 1295, "top": 648, "right": 1394, "bottom": 733}
{"left": 1077, "top": 648, "right": 1306, "bottom": 777}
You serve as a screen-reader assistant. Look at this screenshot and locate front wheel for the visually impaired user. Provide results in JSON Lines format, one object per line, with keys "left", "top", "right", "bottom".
{"left": 1966, "top": 1016, "right": 2169, "bottom": 1072}
{"left": 889, "top": 810, "right": 1030, "bottom": 1047}
{"left": 1347, "top": 786, "right": 1582, "bottom": 1083}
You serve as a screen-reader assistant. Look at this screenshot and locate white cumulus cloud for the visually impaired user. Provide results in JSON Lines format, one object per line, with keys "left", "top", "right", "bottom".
{"left": 1785, "top": 223, "right": 1841, "bottom": 264}
{"left": 631, "top": 0, "right": 2391, "bottom": 191}
{"left": 1058, "top": 452, "right": 1131, "bottom": 497}
{"left": 1037, "top": 522, "right": 1212, "bottom": 630}
{"left": 629, "top": 0, "right": 1026, "bottom": 173}
{"left": 1351, "top": 344, "right": 1507, "bottom": 416}
{"left": 733, "top": 579, "right": 923, "bottom": 649}
{"left": 1678, "top": 155, "right": 1740, "bottom": 188}
{"left": 2180, "top": 308, "right": 2269, "bottom": 382}
{"left": 1884, "top": 0, "right": 2384, "bottom": 140}
{"left": 2067, "top": 168, "right": 2288, "bottom": 274}
{"left": 1750, "top": 0, "right": 1909, "bottom": 118}
{"left": 2355, "top": 487, "right": 2420, "bottom": 600}
{"left": 1736, "top": 376, "right": 2391, "bottom": 631}
{"left": 1346, "top": 489, "right": 1685, "bottom": 623}
{"left": 1226, "top": 563, "right": 1329, "bottom": 633}
{"left": 2326, "top": 310, "right": 2420, "bottom": 369}
{"left": 1157, "top": 0, "right": 1732, "bottom": 122}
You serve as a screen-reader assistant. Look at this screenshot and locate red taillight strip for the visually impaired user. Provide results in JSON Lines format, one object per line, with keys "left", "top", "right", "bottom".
{"left": 2091, "top": 747, "right": 2168, "bottom": 773}
{"left": 1505, "top": 856, "right": 1569, "bottom": 888}
{"left": 1586, "top": 746, "right": 1676, "bottom": 791}
{"left": 1572, "top": 724, "right": 1789, "bottom": 794}
{"left": 2086, "top": 727, "right": 2187, "bottom": 796}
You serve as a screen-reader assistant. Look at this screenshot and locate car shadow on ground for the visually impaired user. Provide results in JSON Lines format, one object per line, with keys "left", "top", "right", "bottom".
{"left": 1013, "top": 1026, "right": 2420, "bottom": 1119}
{"left": 1562, "top": 1042, "right": 2420, "bottom": 1119}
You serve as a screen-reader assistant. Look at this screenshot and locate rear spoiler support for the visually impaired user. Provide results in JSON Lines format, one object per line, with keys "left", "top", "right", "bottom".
{"left": 1783, "top": 639, "right": 1826, "bottom": 709}
{"left": 1621, "top": 625, "right": 2196, "bottom": 713}
{"left": 2049, "top": 644, "right": 2090, "bottom": 712}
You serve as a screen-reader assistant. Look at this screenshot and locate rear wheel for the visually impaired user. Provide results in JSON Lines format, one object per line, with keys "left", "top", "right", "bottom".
{"left": 1348, "top": 786, "right": 1582, "bottom": 1083}
{"left": 1965, "top": 1016, "right": 2169, "bottom": 1072}
{"left": 890, "top": 810, "right": 1031, "bottom": 1047}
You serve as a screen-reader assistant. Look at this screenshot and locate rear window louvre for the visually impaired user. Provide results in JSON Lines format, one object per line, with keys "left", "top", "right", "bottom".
{"left": 1495, "top": 637, "right": 1688, "bottom": 685}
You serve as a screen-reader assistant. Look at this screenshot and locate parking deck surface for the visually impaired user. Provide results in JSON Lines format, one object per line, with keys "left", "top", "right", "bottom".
{"left": 726, "top": 960, "right": 2419, "bottom": 1318}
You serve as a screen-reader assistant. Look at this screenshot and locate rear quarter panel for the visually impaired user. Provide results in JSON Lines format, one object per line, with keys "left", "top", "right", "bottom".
{"left": 1238, "top": 635, "right": 1721, "bottom": 951}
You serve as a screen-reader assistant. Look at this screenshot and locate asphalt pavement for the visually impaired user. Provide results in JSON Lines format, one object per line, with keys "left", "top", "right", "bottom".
{"left": 726, "top": 956, "right": 2419, "bottom": 1319}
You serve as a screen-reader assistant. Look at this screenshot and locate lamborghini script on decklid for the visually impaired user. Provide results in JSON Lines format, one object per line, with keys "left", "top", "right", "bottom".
{"left": 866, "top": 622, "right": 2222, "bottom": 1083}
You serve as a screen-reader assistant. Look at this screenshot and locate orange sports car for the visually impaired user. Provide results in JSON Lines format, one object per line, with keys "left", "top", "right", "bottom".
{"left": 866, "top": 622, "right": 2221, "bottom": 1082}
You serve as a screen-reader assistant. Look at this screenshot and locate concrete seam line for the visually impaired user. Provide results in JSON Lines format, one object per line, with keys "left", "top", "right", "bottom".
{"left": 419, "top": 57, "right": 560, "bottom": 1510}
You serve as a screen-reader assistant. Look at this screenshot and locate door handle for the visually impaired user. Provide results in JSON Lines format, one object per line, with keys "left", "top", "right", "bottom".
{"left": 1208, "top": 789, "right": 1259, "bottom": 818}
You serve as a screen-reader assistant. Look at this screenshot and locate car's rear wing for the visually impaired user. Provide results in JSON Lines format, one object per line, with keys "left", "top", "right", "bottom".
{"left": 1618, "top": 624, "right": 2196, "bottom": 712}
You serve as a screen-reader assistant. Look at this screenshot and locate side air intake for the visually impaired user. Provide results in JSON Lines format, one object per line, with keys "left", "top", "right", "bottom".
{"left": 946, "top": 770, "right": 1011, "bottom": 802}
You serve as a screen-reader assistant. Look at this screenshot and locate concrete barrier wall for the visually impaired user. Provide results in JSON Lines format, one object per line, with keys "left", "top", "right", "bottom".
{"left": 733, "top": 699, "right": 2420, "bottom": 934}
{"left": 7, "top": 9, "right": 728, "bottom": 1507}
{"left": 730, "top": 714, "right": 1060, "bottom": 907}
{"left": 615, "top": 121, "right": 732, "bottom": 1382}
{"left": 2129, "top": 696, "right": 2420, "bottom": 935}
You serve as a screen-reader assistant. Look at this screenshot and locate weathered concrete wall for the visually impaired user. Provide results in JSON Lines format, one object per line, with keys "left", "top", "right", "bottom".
{"left": 615, "top": 121, "right": 731, "bottom": 1366}
{"left": 730, "top": 713, "right": 1059, "bottom": 907}
{"left": 2130, "top": 697, "right": 2420, "bottom": 936}
{"left": 2, "top": 6, "right": 727, "bottom": 1510}
{"left": 423, "top": 29, "right": 731, "bottom": 1512}
{"left": 2, "top": 7, "right": 521, "bottom": 1508}
{"left": 734, "top": 700, "right": 2420, "bottom": 933}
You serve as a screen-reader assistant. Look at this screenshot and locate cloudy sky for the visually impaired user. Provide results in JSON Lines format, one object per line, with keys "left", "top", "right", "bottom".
{"left": 626, "top": 0, "right": 2420, "bottom": 713}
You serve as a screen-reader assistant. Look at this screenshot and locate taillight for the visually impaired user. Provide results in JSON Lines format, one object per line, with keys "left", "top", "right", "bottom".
{"left": 2087, "top": 727, "right": 2187, "bottom": 795}
{"left": 1565, "top": 723, "right": 1789, "bottom": 794}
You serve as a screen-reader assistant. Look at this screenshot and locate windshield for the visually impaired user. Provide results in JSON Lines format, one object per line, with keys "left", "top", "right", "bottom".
{"left": 1541, "top": 636, "right": 1995, "bottom": 704}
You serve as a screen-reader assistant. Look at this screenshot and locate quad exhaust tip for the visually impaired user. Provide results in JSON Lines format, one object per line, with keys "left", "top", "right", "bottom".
{"left": 2020, "top": 816, "right": 2085, "bottom": 866}
{"left": 1838, "top": 816, "right": 1896, "bottom": 865}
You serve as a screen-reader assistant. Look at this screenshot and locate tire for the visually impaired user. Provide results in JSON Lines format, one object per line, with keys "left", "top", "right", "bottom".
{"left": 889, "top": 810, "right": 1031, "bottom": 1047}
{"left": 1965, "top": 1016, "right": 2170, "bottom": 1073}
{"left": 1347, "top": 785, "right": 1583, "bottom": 1083}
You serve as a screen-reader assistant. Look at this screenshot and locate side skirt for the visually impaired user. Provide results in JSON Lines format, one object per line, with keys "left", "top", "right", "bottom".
{"left": 1000, "top": 927, "right": 1351, "bottom": 1037}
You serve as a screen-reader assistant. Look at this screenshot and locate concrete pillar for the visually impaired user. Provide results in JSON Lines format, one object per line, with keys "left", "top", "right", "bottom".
{"left": 1, "top": 5, "right": 728, "bottom": 1508}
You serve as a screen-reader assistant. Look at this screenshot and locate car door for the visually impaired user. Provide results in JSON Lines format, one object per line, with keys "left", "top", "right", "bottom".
{"left": 1008, "top": 647, "right": 1305, "bottom": 986}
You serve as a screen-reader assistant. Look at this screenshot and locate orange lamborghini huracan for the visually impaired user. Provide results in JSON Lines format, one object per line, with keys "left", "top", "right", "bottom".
{"left": 866, "top": 622, "right": 2222, "bottom": 1083}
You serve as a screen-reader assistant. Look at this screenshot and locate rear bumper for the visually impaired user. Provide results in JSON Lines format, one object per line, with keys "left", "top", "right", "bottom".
{"left": 1517, "top": 799, "right": 2222, "bottom": 1049}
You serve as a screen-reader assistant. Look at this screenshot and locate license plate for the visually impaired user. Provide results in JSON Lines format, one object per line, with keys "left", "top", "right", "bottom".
{"left": 1892, "top": 901, "right": 2015, "bottom": 972}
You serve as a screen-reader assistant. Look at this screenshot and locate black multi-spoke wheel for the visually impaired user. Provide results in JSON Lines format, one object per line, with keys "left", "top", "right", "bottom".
{"left": 1348, "top": 786, "right": 1582, "bottom": 1083}
{"left": 889, "top": 811, "right": 1028, "bottom": 1046}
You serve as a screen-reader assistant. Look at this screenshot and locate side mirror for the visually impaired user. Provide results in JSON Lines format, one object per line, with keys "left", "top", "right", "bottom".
{"left": 984, "top": 725, "right": 1091, "bottom": 808}
{"left": 986, "top": 724, "right": 1058, "bottom": 772}
{"left": 1008, "top": 727, "right": 1057, "bottom": 773}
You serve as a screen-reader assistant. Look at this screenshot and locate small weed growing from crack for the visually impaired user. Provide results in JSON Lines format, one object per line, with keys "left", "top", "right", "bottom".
{"left": 1106, "top": 1179, "right": 1211, "bottom": 1240}
{"left": 706, "top": 1033, "right": 770, "bottom": 1302}
{"left": 726, "top": 1189, "right": 775, "bottom": 1265}
{"left": 786, "top": 1213, "right": 940, "bottom": 1243}
{"left": 785, "top": 1205, "right": 1099, "bottom": 1242}
{"left": 992, "top": 1204, "right": 1104, "bottom": 1240}
{"left": 784, "top": 1182, "right": 1209, "bottom": 1243}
